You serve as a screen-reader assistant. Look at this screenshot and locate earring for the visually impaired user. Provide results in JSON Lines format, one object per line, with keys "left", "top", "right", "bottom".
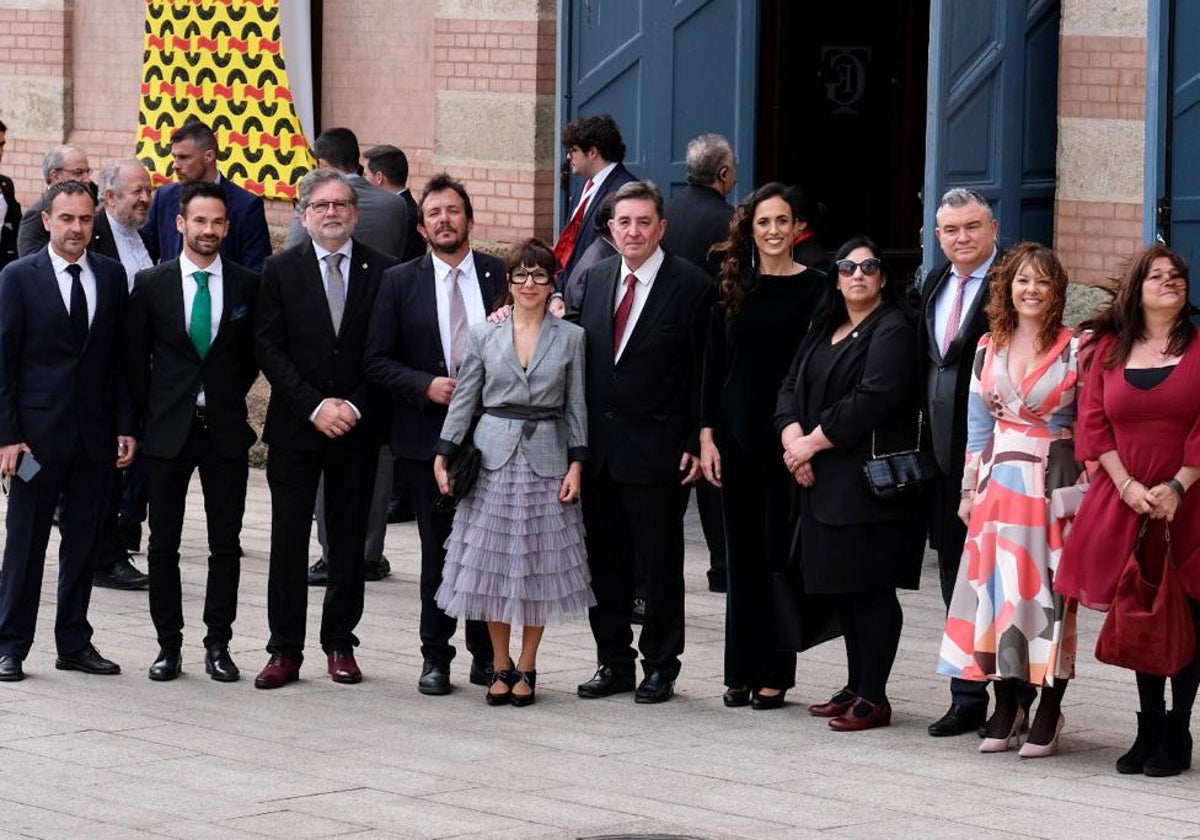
{"left": 751, "top": 249, "right": 757, "bottom": 270}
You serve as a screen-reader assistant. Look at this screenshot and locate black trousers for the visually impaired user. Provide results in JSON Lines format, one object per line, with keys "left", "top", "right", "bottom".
{"left": 144, "top": 418, "right": 248, "bottom": 650}
{"left": 265, "top": 439, "right": 376, "bottom": 657}
{"left": 0, "top": 445, "right": 110, "bottom": 658}
{"left": 583, "top": 470, "right": 688, "bottom": 679}
{"left": 394, "top": 455, "right": 490, "bottom": 665}
{"left": 693, "top": 480, "right": 726, "bottom": 585}
{"left": 720, "top": 441, "right": 796, "bottom": 690}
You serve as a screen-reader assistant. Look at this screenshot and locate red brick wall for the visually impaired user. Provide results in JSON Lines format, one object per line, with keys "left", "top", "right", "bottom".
{"left": 1054, "top": 199, "right": 1144, "bottom": 287}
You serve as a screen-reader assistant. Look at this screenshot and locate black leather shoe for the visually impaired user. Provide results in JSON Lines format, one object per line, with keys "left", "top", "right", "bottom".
{"left": 723, "top": 687, "right": 751, "bottom": 708}
{"left": 148, "top": 648, "right": 182, "bottom": 681}
{"left": 635, "top": 670, "right": 675, "bottom": 704}
{"left": 418, "top": 659, "right": 451, "bottom": 696}
{"left": 204, "top": 645, "right": 240, "bottom": 682}
{"left": 577, "top": 665, "right": 636, "bottom": 698}
{"left": 307, "top": 558, "right": 328, "bottom": 587}
{"left": 0, "top": 654, "right": 23, "bottom": 682}
{"left": 56, "top": 644, "right": 121, "bottom": 675}
{"left": 928, "top": 703, "right": 987, "bottom": 737}
{"left": 363, "top": 556, "right": 391, "bottom": 582}
{"left": 386, "top": 500, "right": 415, "bottom": 524}
{"left": 93, "top": 555, "right": 149, "bottom": 591}
{"left": 707, "top": 571, "right": 727, "bottom": 593}
{"left": 631, "top": 596, "right": 646, "bottom": 625}
{"left": 751, "top": 689, "right": 787, "bottom": 710}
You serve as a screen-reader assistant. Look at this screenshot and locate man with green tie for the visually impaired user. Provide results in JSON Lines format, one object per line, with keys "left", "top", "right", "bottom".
{"left": 124, "top": 181, "right": 261, "bottom": 683}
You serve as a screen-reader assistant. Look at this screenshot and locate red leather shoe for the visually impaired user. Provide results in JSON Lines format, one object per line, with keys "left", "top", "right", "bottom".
{"left": 254, "top": 653, "right": 301, "bottom": 689}
{"left": 327, "top": 649, "right": 362, "bottom": 684}
{"left": 808, "top": 687, "right": 855, "bottom": 718}
{"left": 829, "top": 697, "right": 892, "bottom": 731}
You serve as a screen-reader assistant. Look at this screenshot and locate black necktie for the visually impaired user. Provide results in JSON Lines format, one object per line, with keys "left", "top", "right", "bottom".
{"left": 65, "top": 263, "right": 88, "bottom": 346}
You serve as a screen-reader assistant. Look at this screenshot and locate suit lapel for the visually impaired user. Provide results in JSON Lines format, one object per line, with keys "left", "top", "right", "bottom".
{"left": 165, "top": 263, "right": 202, "bottom": 361}
{"left": 339, "top": 242, "right": 373, "bottom": 338}
{"left": 83, "top": 253, "right": 113, "bottom": 356}
{"left": 619, "top": 254, "right": 678, "bottom": 361}
{"left": 524, "top": 317, "right": 559, "bottom": 379}
{"left": 593, "top": 260, "right": 619, "bottom": 362}
{"left": 417, "top": 256, "right": 447, "bottom": 360}
{"left": 34, "top": 251, "right": 74, "bottom": 339}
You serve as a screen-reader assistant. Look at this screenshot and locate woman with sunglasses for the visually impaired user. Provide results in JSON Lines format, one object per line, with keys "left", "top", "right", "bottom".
{"left": 700, "top": 182, "right": 826, "bottom": 710}
{"left": 434, "top": 238, "right": 594, "bottom": 706}
{"left": 773, "top": 236, "right": 926, "bottom": 730}
{"left": 936, "top": 243, "right": 1080, "bottom": 758}
{"left": 1057, "top": 244, "right": 1200, "bottom": 776}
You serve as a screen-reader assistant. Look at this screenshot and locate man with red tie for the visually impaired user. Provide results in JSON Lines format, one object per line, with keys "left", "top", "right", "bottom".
{"left": 554, "top": 115, "right": 635, "bottom": 281}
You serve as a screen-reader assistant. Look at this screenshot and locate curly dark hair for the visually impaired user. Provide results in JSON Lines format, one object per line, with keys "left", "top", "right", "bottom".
{"left": 561, "top": 114, "right": 626, "bottom": 162}
{"left": 983, "top": 242, "right": 1068, "bottom": 353}
{"left": 710, "top": 182, "right": 798, "bottom": 316}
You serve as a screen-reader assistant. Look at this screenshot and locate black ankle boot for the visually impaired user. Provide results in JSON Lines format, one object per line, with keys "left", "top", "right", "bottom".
{"left": 1116, "top": 711, "right": 1165, "bottom": 774}
{"left": 1144, "top": 709, "right": 1193, "bottom": 777}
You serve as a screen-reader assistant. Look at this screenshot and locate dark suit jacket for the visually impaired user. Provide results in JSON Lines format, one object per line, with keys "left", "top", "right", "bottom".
{"left": 255, "top": 239, "right": 396, "bottom": 451}
{"left": 563, "top": 162, "right": 636, "bottom": 279}
{"left": 16, "top": 194, "right": 48, "bottom": 258}
{"left": 0, "top": 248, "right": 132, "bottom": 462}
{"left": 0, "top": 173, "right": 20, "bottom": 269}
{"left": 125, "top": 258, "right": 259, "bottom": 459}
{"left": 570, "top": 251, "right": 713, "bottom": 484}
{"left": 284, "top": 173, "right": 409, "bottom": 261}
{"left": 363, "top": 251, "right": 507, "bottom": 461}
{"left": 398, "top": 188, "right": 425, "bottom": 263}
{"left": 663, "top": 184, "right": 733, "bottom": 280}
{"left": 144, "top": 176, "right": 271, "bottom": 272}
{"left": 91, "top": 209, "right": 160, "bottom": 275}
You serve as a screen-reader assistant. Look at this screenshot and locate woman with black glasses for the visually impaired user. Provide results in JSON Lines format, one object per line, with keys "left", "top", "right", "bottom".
{"left": 774, "top": 236, "right": 926, "bottom": 731}
{"left": 434, "top": 238, "right": 594, "bottom": 707}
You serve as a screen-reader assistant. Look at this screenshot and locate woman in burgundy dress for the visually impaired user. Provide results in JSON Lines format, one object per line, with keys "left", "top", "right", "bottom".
{"left": 1056, "top": 244, "right": 1200, "bottom": 777}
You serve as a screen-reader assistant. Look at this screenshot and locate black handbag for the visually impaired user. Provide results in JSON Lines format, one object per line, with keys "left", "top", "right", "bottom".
{"left": 860, "top": 411, "right": 937, "bottom": 500}
{"left": 436, "top": 417, "right": 482, "bottom": 513}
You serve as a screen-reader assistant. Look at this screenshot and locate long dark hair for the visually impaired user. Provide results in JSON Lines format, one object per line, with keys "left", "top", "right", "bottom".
{"left": 1080, "top": 243, "right": 1194, "bottom": 368}
{"left": 808, "top": 235, "right": 904, "bottom": 336}
{"left": 711, "top": 182, "right": 800, "bottom": 316}
{"left": 984, "top": 242, "right": 1068, "bottom": 353}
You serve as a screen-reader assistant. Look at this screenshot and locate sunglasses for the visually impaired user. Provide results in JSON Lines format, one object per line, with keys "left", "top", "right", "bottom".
{"left": 510, "top": 268, "right": 553, "bottom": 285}
{"left": 835, "top": 258, "right": 882, "bottom": 277}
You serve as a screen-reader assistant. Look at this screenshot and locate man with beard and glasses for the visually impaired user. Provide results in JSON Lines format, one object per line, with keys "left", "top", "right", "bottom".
{"left": 125, "top": 182, "right": 259, "bottom": 683}
{"left": 17, "top": 144, "right": 96, "bottom": 258}
{"left": 364, "top": 172, "right": 505, "bottom": 695}
{"left": 253, "top": 169, "right": 396, "bottom": 689}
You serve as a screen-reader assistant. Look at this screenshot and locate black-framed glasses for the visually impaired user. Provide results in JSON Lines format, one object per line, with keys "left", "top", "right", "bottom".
{"left": 305, "top": 199, "right": 354, "bottom": 214}
{"left": 835, "top": 258, "right": 882, "bottom": 277}
{"left": 510, "top": 268, "right": 553, "bottom": 285}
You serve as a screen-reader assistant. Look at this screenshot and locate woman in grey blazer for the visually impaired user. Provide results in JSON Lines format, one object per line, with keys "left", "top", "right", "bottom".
{"left": 433, "top": 238, "right": 593, "bottom": 706}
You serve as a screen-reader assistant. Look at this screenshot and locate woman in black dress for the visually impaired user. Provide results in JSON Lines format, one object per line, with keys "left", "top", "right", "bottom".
{"left": 774, "top": 236, "right": 926, "bottom": 731}
{"left": 700, "top": 182, "right": 826, "bottom": 709}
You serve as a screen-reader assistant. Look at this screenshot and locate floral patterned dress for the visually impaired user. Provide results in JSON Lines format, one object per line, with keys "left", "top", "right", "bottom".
{"left": 938, "top": 327, "right": 1080, "bottom": 686}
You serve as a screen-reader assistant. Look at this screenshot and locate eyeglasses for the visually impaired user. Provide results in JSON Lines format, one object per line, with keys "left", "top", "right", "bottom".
{"left": 306, "top": 199, "right": 353, "bottom": 214}
{"left": 510, "top": 268, "right": 553, "bottom": 285}
{"left": 835, "top": 258, "right": 882, "bottom": 277}
{"left": 55, "top": 167, "right": 92, "bottom": 179}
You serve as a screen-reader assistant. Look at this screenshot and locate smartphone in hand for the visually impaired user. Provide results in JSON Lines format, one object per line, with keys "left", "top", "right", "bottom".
{"left": 15, "top": 452, "right": 41, "bottom": 482}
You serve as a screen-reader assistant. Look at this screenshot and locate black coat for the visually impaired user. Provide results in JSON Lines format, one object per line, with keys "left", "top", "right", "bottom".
{"left": 571, "top": 252, "right": 714, "bottom": 484}
{"left": 254, "top": 239, "right": 396, "bottom": 450}
{"left": 91, "top": 209, "right": 160, "bottom": 273}
{"left": 0, "top": 173, "right": 20, "bottom": 269}
{"left": 663, "top": 184, "right": 733, "bottom": 281}
{"left": 125, "top": 258, "right": 259, "bottom": 459}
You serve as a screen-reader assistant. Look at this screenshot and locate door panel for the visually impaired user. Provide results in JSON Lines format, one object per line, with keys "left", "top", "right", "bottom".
{"left": 1167, "top": 0, "right": 1200, "bottom": 308}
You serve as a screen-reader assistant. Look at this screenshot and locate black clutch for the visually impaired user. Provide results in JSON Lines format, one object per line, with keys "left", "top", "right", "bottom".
{"left": 435, "top": 418, "right": 482, "bottom": 513}
{"left": 860, "top": 412, "right": 936, "bottom": 500}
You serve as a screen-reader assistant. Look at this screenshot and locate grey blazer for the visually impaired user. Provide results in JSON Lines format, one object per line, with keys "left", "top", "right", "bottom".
{"left": 436, "top": 315, "right": 588, "bottom": 478}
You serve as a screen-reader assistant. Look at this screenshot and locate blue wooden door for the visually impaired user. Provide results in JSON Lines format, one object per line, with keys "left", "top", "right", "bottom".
{"left": 560, "top": 0, "right": 758, "bottom": 225}
{"left": 1164, "top": 0, "right": 1200, "bottom": 310}
{"left": 922, "top": 0, "right": 1059, "bottom": 276}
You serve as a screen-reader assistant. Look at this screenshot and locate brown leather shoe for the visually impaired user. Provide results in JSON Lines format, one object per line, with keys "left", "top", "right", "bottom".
{"left": 829, "top": 697, "right": 892, "bottom": 732}
{"left": 327, "top": 649, "right": 362, "bottom": 684}
{"left": 808, "top": 687, "right": 855, "bottom": 718}
{"left": 254, "top": 653, "right": 301, "bottom": 689}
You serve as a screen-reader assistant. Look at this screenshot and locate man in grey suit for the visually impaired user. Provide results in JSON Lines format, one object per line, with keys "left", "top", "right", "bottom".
{"left": 17, "top": 144, "right": 95, "bottom": 258}
{"left": 288, "top": 128, "right": 409, "bottom": 586}
{"left": 362, "top": 144, "right": 425, "bottom": 263}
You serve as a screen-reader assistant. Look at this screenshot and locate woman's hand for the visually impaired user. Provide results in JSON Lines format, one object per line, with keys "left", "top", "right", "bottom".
{"left": 699, "top": 427, "right": 722, "bottom": 487}
{"left": 433, "top": 454, "right": 453, "bottom": 497}
{"left": 785, "top": 434, "right": 820, "bottom": 468}
{"left": 958, "top": 494, "right": 974, "bottom": 527}
{"left": 1146, "top": 483, "right": 1182, "bottom": 522}
{"left": 559, "top": 462, "right": 582, "bottom": 504}
{"left": 792, "top": 461, "right": 815, "bottom": 487}
{"left": 1120, "top": 479, "right": 1154, "bottom": 516}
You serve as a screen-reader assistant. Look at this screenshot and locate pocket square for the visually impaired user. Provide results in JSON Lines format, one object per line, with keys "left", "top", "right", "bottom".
{"left": 229, "top": 304, "right": 249, "bottom": 321}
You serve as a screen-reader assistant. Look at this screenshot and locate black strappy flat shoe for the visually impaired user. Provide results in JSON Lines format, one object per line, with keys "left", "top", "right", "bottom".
{"left": 511, "top": 669, "right": 537, "bottom": 707}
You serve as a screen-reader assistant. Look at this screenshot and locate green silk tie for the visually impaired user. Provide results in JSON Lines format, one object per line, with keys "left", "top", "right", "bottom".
{"left": 190, "top": 270, "right": 212, "bottom": 359}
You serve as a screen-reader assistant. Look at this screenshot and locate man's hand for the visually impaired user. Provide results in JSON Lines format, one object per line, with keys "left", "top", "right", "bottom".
{"left": 679, "top": 452, "right": 702, "bottom": 485}
{"left": 488, "top": 304, "right": 513, "bottom": 325}
{"left": 426, "top": 377, "right": 457, "bottom": 405}
{"left": 314, "top": 398, "right": 353, "bottom": 438}
{"left": 116, "top": 436, "right": 137, "bottom": 469}
{"left": 699, "top": 428, "right": 722, "bottom": 487}
{"left": 548, "top": 297, "right": 566, "bottom": 318}
{"left": 0, "top": 443, "right": 30, "bottom": 477}
{"left": 792, "top": 462, "right": 815, "bottom": 487}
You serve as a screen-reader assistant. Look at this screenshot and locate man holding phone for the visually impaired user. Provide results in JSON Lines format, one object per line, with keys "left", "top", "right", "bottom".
{"left": 0, "top": 180, "right": 135, "bottom": 682}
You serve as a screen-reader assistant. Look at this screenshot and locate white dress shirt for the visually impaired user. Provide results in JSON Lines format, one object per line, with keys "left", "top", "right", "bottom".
{"left": 933, "top": 249, "right": 998, "bottom": 353}
{"left": 48, "top": 248, "right": 96, "bottom": 325}
{"left": 109, "top": 215, "right": 154, "bottom": 291}
{"left": 569, "top": 160, "right": 618, "bottom": 217}
{"left": 432, "top": 251, "right": 487, "bottom": 375}
{"left": 613, "top": 246, "right": 665, "bottom": 362}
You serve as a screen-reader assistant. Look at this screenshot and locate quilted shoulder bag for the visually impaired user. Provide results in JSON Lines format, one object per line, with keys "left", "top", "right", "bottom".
{"left": 860, "top": 411, "right": 937, "bottom": 500}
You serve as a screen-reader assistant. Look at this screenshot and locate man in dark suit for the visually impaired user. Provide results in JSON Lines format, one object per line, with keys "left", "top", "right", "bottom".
{"left": 91, "top": 157, "right": 159, "bottom": 591}
{"left": 662, "top": 132, "right": 737, "bottom": 595}
{"left": 364, "top": 172, "right": 504, "bottom": 695}
{"left": 253, "top": 169, "right": 396, "bottom": 689}
{"left": 0, "top": 119, "right": 20, "bottom": 269}
{"left": 554, "top": 114, "right": 636, "bottom": 281}
{"left": 143, "top": 120, "right": 271, "bottom": 272}
{"left": 17, "top": 144, "right": 95, "bottom": 258}
{"left": 0, "top": 180, "right": 136, "bottom": 682}
{"left": 571, "top": 180, "right": 714, "bottom": 704}
{"left": 362, "top": 144, "right": 425, "bottom": 263}
{"left": 126, "top": 182, "right": 259, "bottom": 683}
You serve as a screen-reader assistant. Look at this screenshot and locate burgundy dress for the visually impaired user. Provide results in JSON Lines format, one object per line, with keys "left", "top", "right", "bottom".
{"left": 1055, "top": 335, "right": 1200, "bottom": 610}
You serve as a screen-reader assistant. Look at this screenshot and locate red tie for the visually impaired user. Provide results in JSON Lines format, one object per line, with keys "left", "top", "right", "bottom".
{"left": 553, "top": 178, "right": 594, "bottom": 275}
{"left": 941, "top": 272, "right": 969, "bottom": 357}
{"left": 612, "top": 273, "right": 637, "bottom": 356}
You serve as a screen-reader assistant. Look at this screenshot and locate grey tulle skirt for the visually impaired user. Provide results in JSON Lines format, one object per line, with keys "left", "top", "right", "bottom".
{"left": 436, "top": 452, "right": 594, "bottom": 626}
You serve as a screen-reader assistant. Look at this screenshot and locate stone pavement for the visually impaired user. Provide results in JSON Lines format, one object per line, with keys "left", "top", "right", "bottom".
{"left": 2, "top": 470, "right": 1200, "bottom": 840}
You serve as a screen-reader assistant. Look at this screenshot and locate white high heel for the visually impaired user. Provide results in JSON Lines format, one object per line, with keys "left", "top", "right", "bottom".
{"left": 1018, "top": 714, "right": 1065, "bottom": 759}
{"left": 979, "top": 707, "right": 1026, "bottom": 753}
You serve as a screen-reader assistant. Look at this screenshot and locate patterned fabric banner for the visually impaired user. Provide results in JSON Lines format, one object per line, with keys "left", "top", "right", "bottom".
{"left": 135, "top": 0, "right": 314, "bottom": 201}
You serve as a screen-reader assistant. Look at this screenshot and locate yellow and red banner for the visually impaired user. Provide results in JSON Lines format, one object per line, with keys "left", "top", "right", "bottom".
{"left": 135, "top": 0, "right": 314, "bottom": 201}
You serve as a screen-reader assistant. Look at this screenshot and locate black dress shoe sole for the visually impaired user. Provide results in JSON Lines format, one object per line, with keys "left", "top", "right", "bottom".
{"left": 928, "top": 717, "right": 987, "bottom": 737}
{"left": 418, "top": 682, "right": 452, "bottom": 696}
{"left": 578, "top": 680, "right": 635, "bottom": 699}
{"left": 723, "top": 690, "right": 751, "bottom": 708}
{"left": 0, "top": 670, "right": 24, "bottom": 682}
{"left": 751, "top": 695, "right": 786, "bottom": 710}
{"left": 635, "top": 689, "right": 674, "bottom": 704}
{"left": 148, "top": 664, "right": 182, "bottom": 681}
{"left": 307, "top": 575, "right": 328, "bottom": 587}
{"left": 92, "top": 573, "right": 150, "bottom": 591}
